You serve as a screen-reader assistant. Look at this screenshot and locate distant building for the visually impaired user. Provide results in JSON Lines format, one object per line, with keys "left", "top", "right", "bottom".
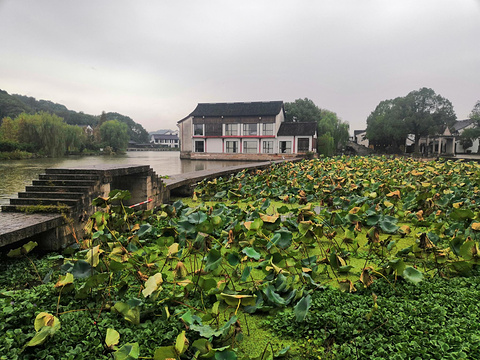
{"left": 150, "top": 129, "right": 178, "bottom": 136}
{"left": 177, "top": 101, "right": 317, "bottom": 160}
{"left": 353, "top": 129, "right": 369, "bottom": 147}
{"left": 411, "top": 119, "right": 478, "bottom": 156}
{"left": 149, "top": 133, "right": 179, "bottom": 148}
{"left": 453, "top": 119, "right": 479, "bottom": 154}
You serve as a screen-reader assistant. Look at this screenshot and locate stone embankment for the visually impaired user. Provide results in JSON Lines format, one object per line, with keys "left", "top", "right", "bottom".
{"left": 0, "top": 165, "right": 160, "bottom": 250}
{"left": 0, "top": 159, "right": 299, "bottom": 251}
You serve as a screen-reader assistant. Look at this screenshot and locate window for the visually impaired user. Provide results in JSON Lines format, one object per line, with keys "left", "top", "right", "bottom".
{"left": 205, "top": 123, "right": 222, "bottom": 136}
{"left": 243, "top": 140, "right": 258, "bottom": 153}
{"left": 243, "top": 123, "right": 257, "bottom": 136}
{"left": 225, "top": 141, "right": 238, "bottom": 153}
{"left": 279, "top": 141, "right": 291, "bottom": 154}
{"left": 262, "top": 123, "right": 274, "bottom": 136}
{"left": 225, "top": 124, "right": 238, "bottom": 136}
{"left": 193, "top": 124, "right": 204, "bottom": 136}
{"left": 194, "top": 140, "right": 204, "bottom": 152}
{"left": 298, "top": 138, "right": 309, "bottom": 152}
{"left": 263, "top": 140, "right": 274, "bottom": 153}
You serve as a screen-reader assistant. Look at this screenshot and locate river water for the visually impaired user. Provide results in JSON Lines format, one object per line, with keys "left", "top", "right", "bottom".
{"left": 0, "top": 151, "right": 251, "bottom": 206}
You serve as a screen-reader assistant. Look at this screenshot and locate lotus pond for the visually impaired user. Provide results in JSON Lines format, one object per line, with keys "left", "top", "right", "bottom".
{"left": 1, "top": 156, "right": 480, "bottom": 359}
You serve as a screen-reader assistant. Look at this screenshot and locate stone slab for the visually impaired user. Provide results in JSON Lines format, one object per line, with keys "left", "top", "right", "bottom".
{"left": 46, "top": 165, "right": 151, "bottom": 177}
{"left": 0, "top": 212, "right": 65, "bottom": 247}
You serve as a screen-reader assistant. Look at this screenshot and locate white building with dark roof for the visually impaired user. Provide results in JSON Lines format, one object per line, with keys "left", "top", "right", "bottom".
{"left": 149, "top": 133, "right": 179, "bottom": 148}
{"left": 452, "top": 119, "right": 479, "bottom": 154}
{"left": 177, "top": 101, "right": 317, "bottom": 160}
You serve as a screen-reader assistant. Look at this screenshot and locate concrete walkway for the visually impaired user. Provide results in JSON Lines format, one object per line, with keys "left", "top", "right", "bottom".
{"left": 163, "top": 159, "right": 300, "bottom": 199}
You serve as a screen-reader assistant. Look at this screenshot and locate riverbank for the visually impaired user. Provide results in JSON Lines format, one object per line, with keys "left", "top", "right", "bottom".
{"left": 0, "top": 151, "right": 254, "bottom": 207}
{"left": 0, "top": 150, "right": 35, "bottom": 160}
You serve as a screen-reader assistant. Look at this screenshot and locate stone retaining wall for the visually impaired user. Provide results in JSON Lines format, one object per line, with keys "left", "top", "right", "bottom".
{"left": 180, "top": 151, "right": 302, "bottom": 161}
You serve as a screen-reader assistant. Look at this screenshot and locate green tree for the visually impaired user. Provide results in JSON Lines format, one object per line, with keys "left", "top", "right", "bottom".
{"left": 16, "top": 112, "right": 68, "bottom": 157}
{"left": 285, "top": 98, "right": 322, "bottom": 123}
{"left": 403, "top": 88, "right": 456, "bottom": 153}
{"left": 64, "top": 124, "right": 86, "bottom": 153}
{"left": 100, "top": 120, "right": 129, "bottom": 152}
{"left": 366, "top": 88, "right": 456, "bottom": 153}
{"left": 0, "top": 89, "right": 31, "bottom": 120}
{"left": 0, "top": 117, "right": 20, "bottom": 142}
{"left": 469, "top": 100, "right": 480, "bottom": 127}
{"left": 98, "top": 111, "right": 108, "bottom": 127}
{"left": 103, "top": 112, "right": 149, "bottom": 143}
{"left": 366, "top": 98, "right": 408, "bottom": 152}
{"left": 285, "top": 98, "right": 349, "bottom": 155}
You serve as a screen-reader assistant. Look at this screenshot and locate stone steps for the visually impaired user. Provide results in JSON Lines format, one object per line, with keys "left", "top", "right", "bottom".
{"left": 39, "top": 173, "right": 100, "bottom": 181}
{"left": 18, "top": 191, "right": 85, "bottom": 199}
{"left": 9, "top": 198, "right": 80, "bottom": 207}
{"left": 32, "top": 179, "right": 97, "bottom": 187}
{"left": 26, "top": 185, "right": 92, "bottom": 193}
{"left": 2, "top": 172, "right": 100, "bottom": 214}
{"left": 1, "top": 164, "right": 161, "bottom": 250}
{"left": 1, "top": 204, "right": 74, "bottom": 214}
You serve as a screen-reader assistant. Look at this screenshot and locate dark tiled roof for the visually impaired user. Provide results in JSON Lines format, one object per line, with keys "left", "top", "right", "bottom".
{"left": 453, "top": 119, "right": 474, "bottom": 132}
{"left": 190, "top": 101, "right": 284, "bottom": 117}
{"left": 277, "top": 122, "right": 317, "bottom": 136}
{"left": 151, "top": 134, "right": 179, "bottom": 140}
{"left": 354, "top": 129, "right": 366, "bottom": 136}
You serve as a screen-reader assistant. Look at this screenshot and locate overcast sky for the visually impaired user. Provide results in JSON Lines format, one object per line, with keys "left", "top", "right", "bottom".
{"left": 1, "top": 1, "right": 479, "bottom": 133}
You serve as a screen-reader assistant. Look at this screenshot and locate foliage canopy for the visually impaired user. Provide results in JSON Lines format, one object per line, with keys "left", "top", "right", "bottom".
{"left": 0, "top": 89, "right": 149, "bottom": 143}
{"left": 366, "top": 87, "right": 456, "bottom": 153}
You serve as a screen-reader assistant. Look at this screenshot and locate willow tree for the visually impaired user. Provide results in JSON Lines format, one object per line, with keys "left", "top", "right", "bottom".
{"left": 16, "top": 112, "right": 68, "bottom": 157}
{"left": 100, "top": 120, "right": 129, "bottom": 152}
{"left": 0, "top": 117, "right": 20, "bottom": 142}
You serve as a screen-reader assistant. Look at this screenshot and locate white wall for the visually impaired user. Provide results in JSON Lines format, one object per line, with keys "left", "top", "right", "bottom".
{"left": 455, "top": 124, "right": 479, "bottom": 153}
{"left": 179, "top": 117, "right": 193, "bottom": 152}
{"left": 276, "top": 136, "right": 294, "bottom": 153}
{"left": 206, "top": 138, "right": 223, "bottom": 153}
{"left": 355, "top": 131, "right": 369, "bottom": 147}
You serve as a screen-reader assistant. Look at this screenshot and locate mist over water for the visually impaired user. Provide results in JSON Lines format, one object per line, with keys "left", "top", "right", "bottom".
{"left": 0, "top": 152, "right": 251, "bottom": 206}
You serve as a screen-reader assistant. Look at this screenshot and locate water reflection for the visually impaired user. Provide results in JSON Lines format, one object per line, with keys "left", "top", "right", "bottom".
{"left": 0, "top": 152, "right": 252, "bottom": 206}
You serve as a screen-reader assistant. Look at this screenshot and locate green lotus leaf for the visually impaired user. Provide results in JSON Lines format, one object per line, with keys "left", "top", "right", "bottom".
{"left": 294, "top": 294, "right": 311, "bottom": 322}
{"left": 402, "top": 266, "right": 423, "bottom": 284}
{"left": 242, "top": 247, "right": 261, "bottom": 260}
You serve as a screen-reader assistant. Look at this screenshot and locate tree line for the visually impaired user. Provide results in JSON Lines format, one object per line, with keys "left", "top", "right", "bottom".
{"left": 366, "top": 87, "right": 480, "bottom": 153}
{"left": 0, "top": 112, "right": 129, "bottom": 157}
{"left": 0, "top": 89, "right": 149, "bottom": 144}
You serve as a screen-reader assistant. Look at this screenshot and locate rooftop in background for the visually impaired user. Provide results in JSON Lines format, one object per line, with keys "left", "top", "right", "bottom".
{"left": 189, "top": 101, "right": 284, "bottom": 118}
{"left": 277, "top": 122, "right": 317, "bottom": 136}
{"left": 452, "top": 119, "right": 474, "bottom": 133}
{"left": 150, "top": 133, "right": 179, "bottom": 140}
{"left": 149, "top": 129, "right": 178, "bottom": 135}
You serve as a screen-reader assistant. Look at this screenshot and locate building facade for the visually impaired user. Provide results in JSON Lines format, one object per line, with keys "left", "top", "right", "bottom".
{"left": 178, "top": 101, "right": 317, "bottom": 160}
{"left": 149, "top": 133, "right": 179, "bottom": 148}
